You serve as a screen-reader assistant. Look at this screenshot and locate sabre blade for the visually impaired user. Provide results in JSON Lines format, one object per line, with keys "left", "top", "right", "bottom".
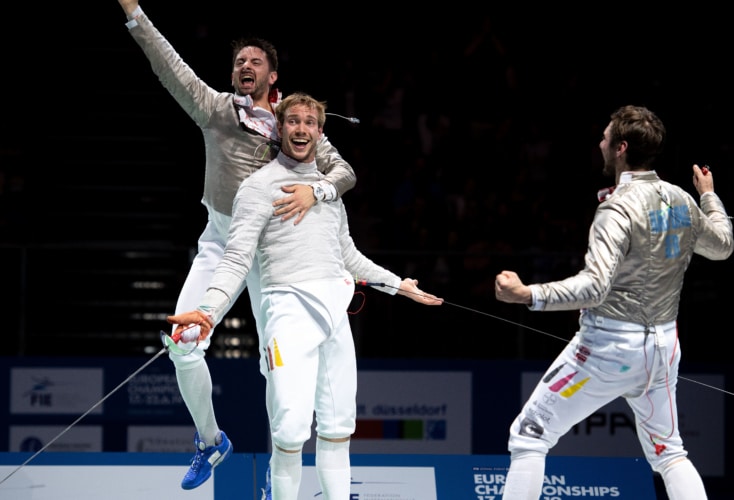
{"left": 0, "top": 344, "right": 170, "bottom": 486}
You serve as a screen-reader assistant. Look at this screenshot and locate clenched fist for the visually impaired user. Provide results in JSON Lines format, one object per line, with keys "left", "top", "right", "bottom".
{"left": 495, "top": 271, "right": 532, "bottom": 305}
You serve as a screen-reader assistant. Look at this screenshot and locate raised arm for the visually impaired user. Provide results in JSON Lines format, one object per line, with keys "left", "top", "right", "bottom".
{"left": 118, "top": 0, "right": 139, "bottom": 16}
{"left": 691, "top": 164, "right": 733, "bottom": 260}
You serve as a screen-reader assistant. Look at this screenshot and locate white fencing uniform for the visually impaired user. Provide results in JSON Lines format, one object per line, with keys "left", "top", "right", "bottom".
{"left": 199, "top": 151, "right": 402, "bottom": 449}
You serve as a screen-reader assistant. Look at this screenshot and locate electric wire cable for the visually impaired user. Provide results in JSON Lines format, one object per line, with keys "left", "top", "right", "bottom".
{"left": 355, "top": 280, "right": 734, "bottom": 396}
{"left": 325, "top": 112, "right": 360, "bottom": 124}
{"left": 2, "top": 279, "right": 731, "bottom": 487}
{"left": 0, "top": 341, "right": 173, "bottom": 486}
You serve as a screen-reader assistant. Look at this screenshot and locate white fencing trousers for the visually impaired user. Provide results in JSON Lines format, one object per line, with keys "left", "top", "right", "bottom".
{"left": 507, "top": 310, "right": 688, "bottom": 473}
{"left": 661, "top": 457, "right": 708, "bottom": 499}
{"left": 169, "top": 217, "right": 260, "bottom": 368}
{"left": 261, "top": 278, "right": 357, "bottom": 450}
{"left": 165, "top": 215, "right": 260, "bottom": 443}
{"left": 501, "top": 451, "right": 545, "bottom": 500}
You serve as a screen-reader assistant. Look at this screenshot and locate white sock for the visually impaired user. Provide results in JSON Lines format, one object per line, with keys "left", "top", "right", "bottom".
{"left": 502, "top": 452, "right": 545, "bottom": 500}
{"left": 175, "top": 360, "right": 219, "bottom": 444}
{"left": 662, "top": 458, "right": 708, "bottom": 500}
{"left": 271, "top": 446, "right": 302, "bottom": 499}
{"left": 315, "top": 438, "right": 351, "bottom": 499}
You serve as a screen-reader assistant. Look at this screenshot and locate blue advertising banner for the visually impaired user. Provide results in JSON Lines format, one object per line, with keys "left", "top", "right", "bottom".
{"left": 280, "top": 454, "right": 655, "bottom": 500}
{"left": 0, "top": 452, "right": 654, "bottom": 500}
{"left": 0, "top": 357, "right": 729, "bottom": 497}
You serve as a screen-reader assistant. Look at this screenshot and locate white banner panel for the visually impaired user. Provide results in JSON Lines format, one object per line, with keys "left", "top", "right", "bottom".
{"left": 127, "top": 426, "right": 195, "bottom": 452}
{"left": 10, "top": 368, "right": 103, "bottom": 415}
{"left": 346, "top": 370, "right": 471, "bottom": 454}
{"left": 0, "top": 465, "right": 212, "bottom": 500}
{"left": 299, "top": 465, "right": 437, "bottom": 500}
{"left": 9, "top": 426, "right": 102, "bottom": 452}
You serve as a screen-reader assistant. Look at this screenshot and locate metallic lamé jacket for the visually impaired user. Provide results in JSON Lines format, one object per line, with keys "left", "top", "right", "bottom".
{"left": 530, "top": 171, "right": 733, "bottom": 325}
{"left": 127, "top": 11, "right": 355, "bottom": 217}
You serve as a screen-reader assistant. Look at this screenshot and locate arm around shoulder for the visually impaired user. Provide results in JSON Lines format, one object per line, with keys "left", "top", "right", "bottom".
{"left": 315, "top": 135, "right": 356, "bottom": 199}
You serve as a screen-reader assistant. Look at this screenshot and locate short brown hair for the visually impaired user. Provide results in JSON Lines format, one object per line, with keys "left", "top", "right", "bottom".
{"left": 275, "top": 92, "right": 327, "bottom": 128}
{"left": 608, "top": 105, "right": 666, "bottom": 169}
{"left": 231, "top": 37, "right": 278, "bottom": 71}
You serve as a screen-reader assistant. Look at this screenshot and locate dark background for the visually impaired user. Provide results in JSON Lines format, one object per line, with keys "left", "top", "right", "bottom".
{"left": 0, "top": 3, "right": 732, "bottom": 496}
{"left": 1, "top": 3, "right": 731, "bottom": 360}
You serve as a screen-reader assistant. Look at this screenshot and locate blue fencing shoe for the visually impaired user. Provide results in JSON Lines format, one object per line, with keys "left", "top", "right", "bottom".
{"left": 181, "top": 431, "right": 233, "bottom": 490}
{"left": 260, "top": 465, "right": 272, "bottom": 500}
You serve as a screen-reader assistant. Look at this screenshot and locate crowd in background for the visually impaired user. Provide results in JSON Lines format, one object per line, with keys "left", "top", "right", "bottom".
{"left": 1, "top": 10, "right": 732, "bottom": 360}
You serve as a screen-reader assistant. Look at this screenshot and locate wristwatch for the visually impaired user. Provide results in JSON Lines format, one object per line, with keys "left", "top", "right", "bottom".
{"left": 312, "top": 184, "right": 325, "bottom": 202}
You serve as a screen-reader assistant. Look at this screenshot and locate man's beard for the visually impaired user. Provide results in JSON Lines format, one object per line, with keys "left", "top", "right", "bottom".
{"left": 602, "top": 159, "right": 615, "bottom": 177}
